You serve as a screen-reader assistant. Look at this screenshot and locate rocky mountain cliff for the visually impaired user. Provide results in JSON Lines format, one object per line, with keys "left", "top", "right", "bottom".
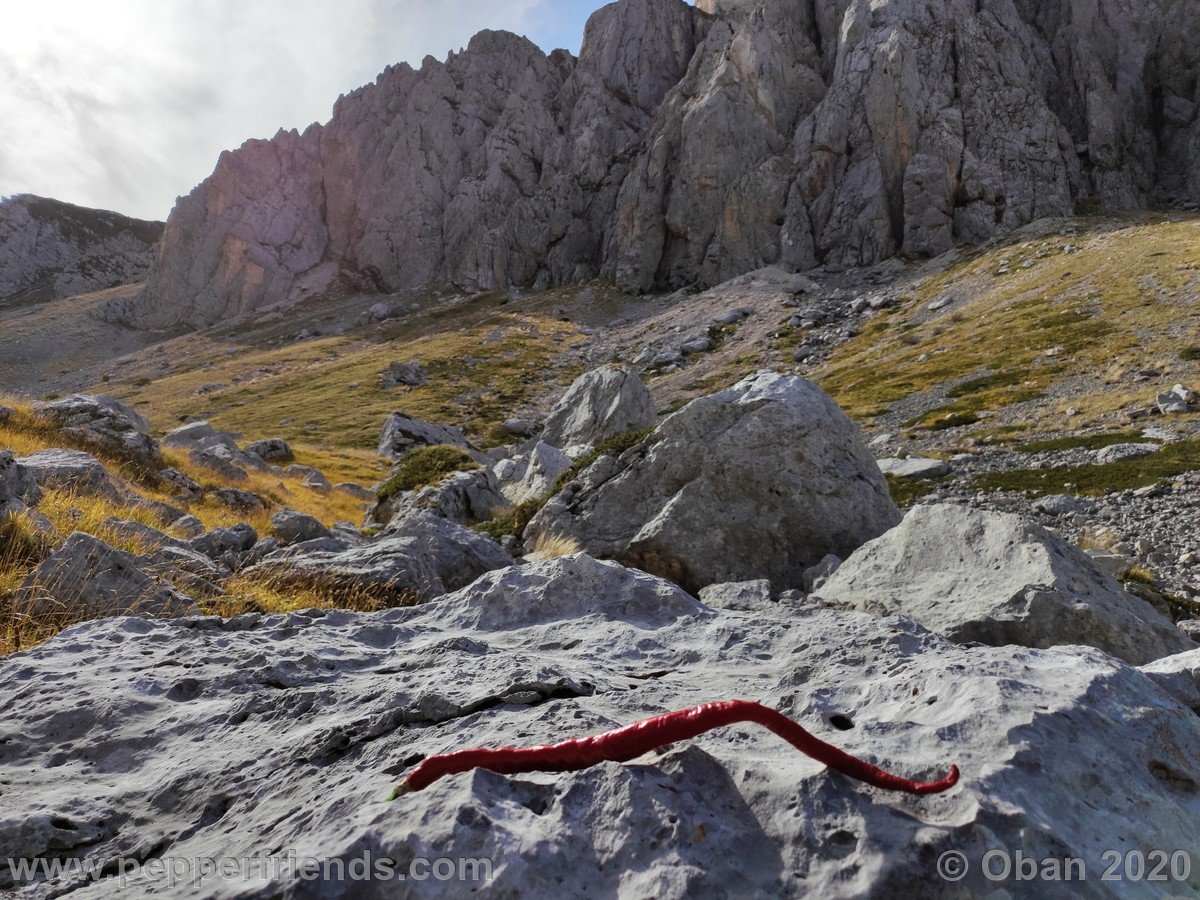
{"left": 110, "top": 0, "right": 1200, "bottom": 330}
{"left": 0, "top": 195, "right": 163, "bottom": 305}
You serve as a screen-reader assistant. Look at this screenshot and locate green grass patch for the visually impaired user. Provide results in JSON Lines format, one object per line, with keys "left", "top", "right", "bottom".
{"left": 971, "top": 437, "right": 1200, "bottom": 496}
{"left": 1017, "top": 430, "right": 1151, "bottom": 454}
{"left": 885, "top": 475, "right": 946, "bottom": 507}
{"left": 474, "top": 498, "right": 542, "bottom": 541}
{"left": 550, "top": 427, "right": 656, "bottom": 495}
{"left": 376, "top": 445, "right": 478, "bottom": 503}
{"left": 945, "top": 369, "right": 1028, "bottom": 399}
{"left": 1180, "top": 346, "right": 1200, "bottom": 361}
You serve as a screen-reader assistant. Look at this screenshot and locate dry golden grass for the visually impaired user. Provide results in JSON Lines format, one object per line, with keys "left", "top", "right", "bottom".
{"left": 1, "top": 390, "right": 376, "bottom": 656}
{"left": 97, "top": 310, "right": 586, "bottom": 462}
{"left": 524, "top": 532, "right": 584, "bottom": 561}
{"left": 815, "top": 214, "right": 1200, "bottom": 437}
{"left": 209, "top": 569, "right": 418, "bottom": 618}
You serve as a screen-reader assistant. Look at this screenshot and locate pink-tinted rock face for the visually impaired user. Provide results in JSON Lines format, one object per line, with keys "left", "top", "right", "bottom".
{"left": 116, "top": 0, "right": 1200, "bottom": 329}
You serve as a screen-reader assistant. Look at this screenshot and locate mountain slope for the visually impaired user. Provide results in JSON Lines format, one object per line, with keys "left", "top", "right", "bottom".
{"left": 110, "top": 0, "right": 1200, "bottom": 331}
{"left": 0, "top": 195, "right": 162, "bottom": 306}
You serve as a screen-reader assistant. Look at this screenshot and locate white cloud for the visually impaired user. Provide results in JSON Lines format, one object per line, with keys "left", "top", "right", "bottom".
{"left": 0, "top": 0, "right": 602, "bottom": 220}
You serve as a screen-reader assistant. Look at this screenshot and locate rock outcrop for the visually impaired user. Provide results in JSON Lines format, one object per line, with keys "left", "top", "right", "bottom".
{"left": 493, "top": 441, "right": 573, "bottom": 505}
{"left": 816, "top": 503, "right": 1195, "bottom": 665}
{"left": 31, "top": 395, "right": 163, "bottom": 473}
{"left": 246, "top": 515, "right": 512, "bottom": 603}
{"left": 527, "top": 373, "right": 899, "bottom": 593}
{"left": 15, "top": 532, "right": 194, "bottom": 620}
{"left": 0, "top": 450, "right": 42, "bottom": 520}
{"left": 377, "top": 413, "right": 472, "bottom": 460}
{"left": 3, "top": 554, "right": 1198, "bottom": 896}
{"left": 540, "top": 365, "right": 657, "bottom": 452}
{"left": 0, "top": 195, "right": 162, "bottom": 304}
{"left": 109, "top": 0, "right": 1200, "bottom": 330}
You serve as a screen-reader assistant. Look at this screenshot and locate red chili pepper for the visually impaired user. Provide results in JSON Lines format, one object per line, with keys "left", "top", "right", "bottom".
{"left": 388, "top": 700, "right": 960, "bottom": 799}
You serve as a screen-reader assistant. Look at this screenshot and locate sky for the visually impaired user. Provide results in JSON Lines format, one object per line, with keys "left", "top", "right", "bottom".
{"left": 0, "top": 0, "right": 608, "bottom": 221}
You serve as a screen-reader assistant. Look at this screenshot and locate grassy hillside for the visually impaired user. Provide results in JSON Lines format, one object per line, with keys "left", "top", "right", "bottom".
{"left": 1, "top": 395, "right": 375, "bottom": 653}
{"left": 815, "top": 214, "right": 1200, "bottom": 440}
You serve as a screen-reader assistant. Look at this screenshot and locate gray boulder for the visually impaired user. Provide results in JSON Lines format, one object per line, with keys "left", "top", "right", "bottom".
{"left": 3, "top": 554, "right": 1199, "bottom": 897}
{"left": 189, "top": 524, "right": 258, "bottom": 563}
{"left": 378, "top": 361, "right": 428, "bottom": 389}
{"left": 540, "top": 365, "right": 656, "bottom": 451}
{"left": 247, "top": 518, "right": 511, "bottom": 605}
{"left": 1094, "top": 443, "right": 1158, "bottom": 465}
{"left": 492, "top": 441, "right": 573, "bottom": 505}
{"left": 377, "top": 413, "right": 470, "bottom": 459}
{"left": 31, "top": 394, "right": 162, "bottom": 472}
{"left": 334, "top": 482, "right": 376, "bottom": 502}
{"left": 271, "top": 508, "right": 331, "bottom": 545}
{"left": 243, "top": 438, "right": 293, "bottom": 463}
{"left": 527, "top": 373, "right": 900, "bottom": 593}
{"left": 876, "top": 457, "right": 950, "bottom": 480}
{"left": 816, "top": 504, "right": 1194, "bottom": 665}
{"left": 159, "top": 467, "right": 204, "bottom": 500}
{"left": 370, "top": 469, "right": 508, "bottom": 528}
{"left": 212, "top": 488, "right": 267, "bottom": 512}
{"left": 1156, "top": 383, "right": 1195, "bottom": 415}
{"left": 15, "top": 532, "right": 193, "bottom": 620}
{"left": 162, "top": 421, "right": 266, "bottom": 475}
{"left": 100, "top": 517, "right": 185, "bottom": 551}
{"left": 17, "top": 449, "right": 121, "bottom": 499}
{"left": 0, "top": 449, "right": 42, "bottom": 519}
{"left": 384, "top": 511, "right": 514, "bottom": 593}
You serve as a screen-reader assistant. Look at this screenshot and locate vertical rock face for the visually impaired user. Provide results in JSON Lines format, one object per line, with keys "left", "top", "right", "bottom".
{"left": 116, "top": 0, "right": 1200, "bottom": 329}
{"left": 0, "top": 196, "right": 162, "bottom": 305}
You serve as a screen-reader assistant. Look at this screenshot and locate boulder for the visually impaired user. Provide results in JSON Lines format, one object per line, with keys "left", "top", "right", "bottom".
{"left": 875, "top": 457, "right": 950, "bottom": 480}
{"left": 4, "top": 554, "right": 1199, "bottom": 897}
{"left": 17, "top": 449, "right": 121, "bottom": 499}
{"left": 383, "top": 511, "right": 514, "bottom": 593}
{"left": 370, "top": 469, "right": 508, "bottom": 528}
{"left": 170, "top": 514, "right": 206, "bottom": 539}
{"left": 492, "top": 441, "right": 573, "bottom": 505}
{"left": 0, "top": 449, "right": 42, "bottom": 519}
{"left": 377, "top": 413, "right": 470, "bottom": 459}
{"left": 816, "top": 504, "right": 1194, "bottom": 665}
{"left": 1094, "top": 442, "right": 1158, "bottom": 465}
{"left": 31, "top": 394, "right": 162, "bottom": 472}
{"left": 378, "top": 361, "right": 428, "bottom": 389}
{"left": 285, "top": 464, "right": 331, "bottom": 492}
{"left": 158, "top": 467, "right": 204, "bottom": 500}
{"left": 527, "top": 373, "right": 900, "bottom": 593}
{"left": 100, "top": 517, "right": 185, "bottom": 551}
{"left": 334, "top": 482, "right": 376, "bottom": 502}
{"left": 212, "top": 488, "right": 267, "bottom": 512}
{"left": 1156, "top": 383, "right": 1195, "bottom": 415}
{"left": 163, "top": 421, "right": 266, "bottom": 474}
{"left": 243, "top": 438, "right": 293, "bottom": 463}
{"left": 189, "top": 524, "right": 258, "bottom": 563}
{"left": 14, "top": 532, "right": 194, "bottom": 619}
{"left": 271, "top": 508, "right": 331, "bottom": 545}
{"left": 540, "top": 365, "right": 656, "bottom": 451}
{"left": 246, "top": 518, "right": 511, "bottom": 605}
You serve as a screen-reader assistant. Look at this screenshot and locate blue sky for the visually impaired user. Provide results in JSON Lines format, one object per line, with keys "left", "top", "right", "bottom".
{"left": 0, "top": 1, "right": 611, "bottom": 220}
